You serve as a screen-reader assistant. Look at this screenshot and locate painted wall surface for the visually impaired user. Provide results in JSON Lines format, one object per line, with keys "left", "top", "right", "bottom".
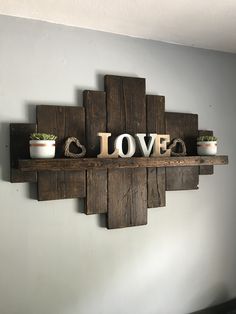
{"left": 0, "top": 15, "right": 236, "bottom": 314}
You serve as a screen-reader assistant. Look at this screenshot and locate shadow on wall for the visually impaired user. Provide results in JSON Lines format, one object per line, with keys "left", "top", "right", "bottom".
{"left": 190, "top": 298, "right": 236, "bottom": 313}
{"left": 190, "top": 283, "right": 236, "bottom": 313}
{"left": 0, "top": 121, "right": 11, "bottom": 182}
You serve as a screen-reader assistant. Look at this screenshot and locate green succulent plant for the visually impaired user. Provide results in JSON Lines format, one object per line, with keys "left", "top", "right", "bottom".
{"left": 197, "top": 135, "right": 217, "bottom": 142}
{"left": 30, "top": 133, "right": 57, "bottom": 140}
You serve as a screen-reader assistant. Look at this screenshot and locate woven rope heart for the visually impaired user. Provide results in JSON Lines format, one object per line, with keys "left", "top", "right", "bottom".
{"left": 168, "top": 138, "right": 187, "bottom": 156}
{"left": 64, "top": 137, "right": 86, "bottom": 158}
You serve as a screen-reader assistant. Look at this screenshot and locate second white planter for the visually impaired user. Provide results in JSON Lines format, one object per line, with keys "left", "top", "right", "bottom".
{"left": 30, "top": 140, "right": 56, "bottom": 158}
{"left": 197, "top": 141, "right": 217, "bottom": 156}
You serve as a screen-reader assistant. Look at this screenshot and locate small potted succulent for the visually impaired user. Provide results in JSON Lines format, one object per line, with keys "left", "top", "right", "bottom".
{"left": 197, "top": 135, "right": 217, "bottom": 156}
{"left": 30, "top": 133, "right": 57, "bottom": 158}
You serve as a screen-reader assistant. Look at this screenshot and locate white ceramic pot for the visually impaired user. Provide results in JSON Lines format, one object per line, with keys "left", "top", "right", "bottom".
{"left": 30, "top": 140, "right": 56, "bottom": 158}
{"left": 197, "top": 141, "right": 217, "bottom": 156}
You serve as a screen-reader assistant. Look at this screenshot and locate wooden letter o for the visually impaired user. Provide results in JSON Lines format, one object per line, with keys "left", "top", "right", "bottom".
{"left": 114, "top": 134, "right": 136, "bottom": 158}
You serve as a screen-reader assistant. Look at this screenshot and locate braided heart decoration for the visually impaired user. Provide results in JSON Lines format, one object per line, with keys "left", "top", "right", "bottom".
{"left": 64, "top": 137, "right": 86, "bottom": 158}
{"left": 168, "top": 138, "right": 187, "bottom": 156}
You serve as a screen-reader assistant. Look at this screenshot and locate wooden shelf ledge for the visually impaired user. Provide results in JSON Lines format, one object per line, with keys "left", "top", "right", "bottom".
{"left": 18, "top": 155, "right": 228, "bottom": 172}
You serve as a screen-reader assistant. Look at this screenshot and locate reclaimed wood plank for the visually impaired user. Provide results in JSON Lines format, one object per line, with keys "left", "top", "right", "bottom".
{"left": 84, "top": 90, "right": 107, "bottom": 214}
{"left": 10, "top": 123, "right": 37, "bottom": 183}
{"left": 165, "top": 112, "right": 199, "bottom": 190}
{"left": 36, "top": 105, "right": 86, "bottom": 201}
{"left": 147, "top": 167, "right": 166, "bottom": 208}
{"left": 106, "top": 75, "right": 147, "bottom": 229}
{"left": 108, "top": 168, "right": 147, "bottom": 229}
{"left": 19, "top": 156, "right": 229, "bottom": 171}
{"left": 146, "top": 95, "right": 166, "bottom": 208}
{"left": 198, "top": 130, "right": 214, "bottom": 175}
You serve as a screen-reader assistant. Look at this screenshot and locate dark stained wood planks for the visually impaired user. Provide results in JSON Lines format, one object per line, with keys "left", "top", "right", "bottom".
{"left": 36, "top": 105, "right": 86, "bottom": 201}
{"left": 9, "top": 72, "right": 230, "bottom": 230}
{"left": 108, "top": 168, "right": 147, "bottom": 229}
{"left": 106, "top": 75, "right": 147, "bottom": 229}
{"left": 165, "top": 112, "right": 199, "bottom": 190}
{"left": 19, "top": 156, "right": 228, "bottom": 172}
{"left": 10, "top": 123, "right": 37, "bottom": 183}
{"left": 84, "top": 90, "right": 107, "bottom": 214}
{"left": 198, "top": 130, "right": 214, "bottom": 175}
{"left": 146, "top": 95, "right": 166, "bottom": 208}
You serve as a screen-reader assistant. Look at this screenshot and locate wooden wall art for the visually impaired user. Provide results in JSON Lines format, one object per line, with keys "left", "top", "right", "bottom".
{"left": 10, "top": 75, "right": 228, "bottom": 229}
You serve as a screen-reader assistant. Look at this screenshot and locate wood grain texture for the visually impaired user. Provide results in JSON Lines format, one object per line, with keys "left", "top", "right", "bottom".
{"left": 19, "top": 156, "right": 228, "bottom": 171}
{"left": 106, "top": 75, "right": 147, "bottom": 229}
{"left": 106, "top": 75, "right": 146, "bottom": 153}
{"left": 165, "top": 112, "right": 199, "bottom": 190}
{"left": 84, "top": 90, "right": 107, "bottom": 214}
{"left": 10, "top": 123, "right": 37, "bottom": 183}
{"left": 147, "top": 167, "right": 166, "bottom": 208}
{"left": 146, "top": 95, "right": 166, "bottom": 208}
{"left": 198, "top": 130, "right": 214, "bottom": 175}
{"left": 108, "top": 168, "right": 147, "bottom": 229}
{"left": 36, "top": 105, "right": 86, "bottom": 201}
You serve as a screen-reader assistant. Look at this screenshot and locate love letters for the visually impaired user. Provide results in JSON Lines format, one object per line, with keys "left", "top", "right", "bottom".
{"left": 97, "top": 132, "right": 171, "bottom": 158}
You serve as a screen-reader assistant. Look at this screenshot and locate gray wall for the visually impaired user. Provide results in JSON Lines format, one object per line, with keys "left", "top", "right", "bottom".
{"left": 0, "top": 15, "right": 236, "bottom": 314}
